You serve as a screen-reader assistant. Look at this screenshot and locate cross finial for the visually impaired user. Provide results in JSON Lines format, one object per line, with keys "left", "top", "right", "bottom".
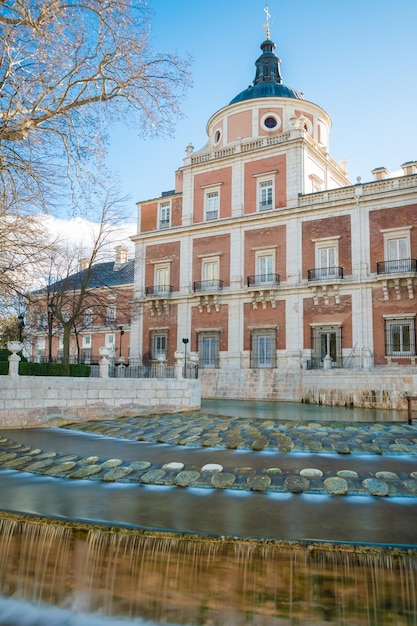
{"left": 263, "top": 5, "right": 271, "bottom": 40}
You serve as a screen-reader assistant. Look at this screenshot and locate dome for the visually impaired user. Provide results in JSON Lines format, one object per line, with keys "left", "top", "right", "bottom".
{"left": 229, "top": 38, "right": 303, "bottom": 105}
{"left": 230, "top": 82, "right": 303, "bottom": 104}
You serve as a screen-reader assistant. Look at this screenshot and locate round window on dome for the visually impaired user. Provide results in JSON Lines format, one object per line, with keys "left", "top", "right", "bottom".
{"left": 214, "top": 129, "right": 221, "bottom": 145}
{"left": 264, "top": 117, "right": 277, "bottom": 129}
{"left": 261, "top": 113, "right": 281, "bottom": 132}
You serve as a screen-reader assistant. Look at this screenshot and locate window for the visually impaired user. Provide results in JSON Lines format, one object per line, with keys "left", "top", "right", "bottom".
{"left": 250, "top": 329, "right": 277, "bottom": 368}
{"left": 154, "top": 264, "right": 171, "bottom": 295}
{"left": 315, "top": 239, "right": 339, "bottom": 279}
{"left": 159, "top": 201, "right": 171, "bottom": 229}
{"left": 256, "top": 251, "right": 275, "bottom": 284}
{"left": 385, "top": 232, "right": 411, "bottom": 273}
{"left": 84, "top": 308, "right": 93, "bottom": 327}
{"left": 202, "top": 257, "right": 219, "bottom": 290}
{"left": 106, "top": 306, "right": 116, "bottom": 325}
{"left": 385, "top": 317, "right": 416, "bottom": 356}
{"left": 205, "top": 190, "right": 219, "bottom": 221}
{"left": 37, "top": 313, "right": 47, "bottom": 331}
{"left": 82, "top": 335, "right": 92, "bottom": 349}
{"left": 258, "top": 180, "right": 273, "bottom": 212}
{"left": 151, "top": 332, "right": 167, "bottom": 360}
{"left": 105, "top": 333, "right": 115, "bottom": 351}
{"left": 198, "top": 332, "right": 220, "bottom": 368}
{"left": 311, "top": 325, "right": 342, "bottom": 368}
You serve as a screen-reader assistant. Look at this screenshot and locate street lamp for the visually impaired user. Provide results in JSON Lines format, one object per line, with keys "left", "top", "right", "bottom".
{"left": 47, "top": 302, "right": 55, "bottom": 362}
{"left": 119, "top": 326, "right": 125, "bottom": 360}
{"left": 182, "top": 337, "right": 189, "bottom": 378}
{"left": 17, "top": 314, "right": 24, "bottom": 343}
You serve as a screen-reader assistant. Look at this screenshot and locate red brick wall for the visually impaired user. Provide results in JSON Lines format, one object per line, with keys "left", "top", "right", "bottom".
{"left": 244, "top": 155, "right": 287, "bottom": 214}
{"left": 140, "top": 200, "right": 157, "bottom": 232}
{"left": 191, "top": 304, "right": 229, "bottom": 352}
{"left": 192, "top": 234, "right": 231, "bottom": 287}
{"left": 145, "top": 241, "right": 181, "bottom": 291}
{"left": 244, "top": 224, "right": 287, "bottom": 280}
{"left": 193, "top": 167, "right": 232, "bottom": 222}
{"left": 369, "top": 204, "right": 417, "bottom": 272}
{"left": 301, "top": 214, "right": 352, "bottom": 279}
{"left": 243, "top": 301, "right": 286, "bottom": 350}
{"left": 303, "top": 295, "right": 352, "bottom": 349}
{"left": 142, "top": 303, "right": 178, "bottom": 360}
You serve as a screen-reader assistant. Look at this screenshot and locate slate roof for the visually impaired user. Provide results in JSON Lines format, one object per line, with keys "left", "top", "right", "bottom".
{"left": 35, "top": 260, "right": 134, "bottom": 294}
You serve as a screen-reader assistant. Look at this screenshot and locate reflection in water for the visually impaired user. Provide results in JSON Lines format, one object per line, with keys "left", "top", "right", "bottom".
{"left": 0, "top": 515, "right": 416, "bottom": 626}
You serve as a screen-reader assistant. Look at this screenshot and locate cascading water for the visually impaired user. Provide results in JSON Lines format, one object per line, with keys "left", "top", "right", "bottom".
{"left": 0, "top": 514, "right": 416, "bottom": 625}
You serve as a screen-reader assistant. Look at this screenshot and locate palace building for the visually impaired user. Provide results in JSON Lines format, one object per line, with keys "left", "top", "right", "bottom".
{"left": 130, "top": 26, "right": 417, "bottom": 399}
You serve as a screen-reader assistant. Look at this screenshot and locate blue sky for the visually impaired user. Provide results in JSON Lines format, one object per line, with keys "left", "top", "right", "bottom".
{"left": 107, "top": 0, "right": 417, "bottom": 216}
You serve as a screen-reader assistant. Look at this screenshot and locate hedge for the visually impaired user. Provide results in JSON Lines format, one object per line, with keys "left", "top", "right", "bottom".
{"left": 0, "top": 362, "right": 91, "bottom": 377}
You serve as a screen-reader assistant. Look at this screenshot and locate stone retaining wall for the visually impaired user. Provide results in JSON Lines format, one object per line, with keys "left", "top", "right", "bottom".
{"left": 0, "top": 377, "right": 201, "bottom": 428}
{"left": 200, "top": 368, "right": 417, "bottom": 413}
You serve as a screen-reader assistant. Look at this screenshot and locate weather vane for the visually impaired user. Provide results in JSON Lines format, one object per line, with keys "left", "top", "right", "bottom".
{"left": 263, "top": 5, "right": 271, "bottom": 40}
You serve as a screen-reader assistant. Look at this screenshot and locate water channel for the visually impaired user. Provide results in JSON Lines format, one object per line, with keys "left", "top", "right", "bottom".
{"left": 0, "top": 400, "right": 416, "bottom": 625}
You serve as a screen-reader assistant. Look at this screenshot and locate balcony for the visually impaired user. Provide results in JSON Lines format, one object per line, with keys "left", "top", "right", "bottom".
{"left": 376, "top": 259, "right": 417, "bottom": 275}
{"left": 247, "top": 273, "right": 280, "bottom": 287}
{"left": 308, "top": 267, "right": 344, "bottom": 281}
{"left": 193, "top": 279, "right": 224, "bottom": 292}
{"left": 145, "top": 285, "right": 173, "bottom": 296}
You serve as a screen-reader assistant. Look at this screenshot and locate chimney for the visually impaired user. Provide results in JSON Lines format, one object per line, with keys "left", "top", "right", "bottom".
{"left": 114, "top": 245, "right": 128, "bottom": 268}
{"left": 371, "top": 167, "right": 389, "bottom": 181}
{"left": 79, "top": 258, "right": 89, "bottom": 271}
{"left": 401, "top": 161, "right": 417, "bottom": 176}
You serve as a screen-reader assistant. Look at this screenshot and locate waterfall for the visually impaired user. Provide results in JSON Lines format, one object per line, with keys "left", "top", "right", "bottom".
{"left": 0, "top": 514, "right": 416, "bottom": 625}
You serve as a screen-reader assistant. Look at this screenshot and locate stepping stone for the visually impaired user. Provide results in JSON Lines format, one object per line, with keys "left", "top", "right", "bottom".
{"left": 25, "top": 459, "right": 56, "bottom": 472}
{"left": 252, "top": 437, "right": 268, "bottom": 451}
{"left": 0, "top": 452, "right": 17, "bottom": 463}
{"left": 284, "top": 476, "right": 310, "bottom": 493}
{"left": 3, "top": 456, "right": 34, "bottom": 469}
{"left": 201, "top": 463, "right": 223, "bottom": 473}
{"left": 375, "top": 471, "right": 399, "bottom": 480}
{"left": 247, "top": 475, "right": 271, "bottom": 491}
{"left": 362, "top": 478, "right": 389, "bottom": 496}
{"left": 337, "top": 470, "right": 359, "bottom": 479}
{"left": 175, "top": 471, "right": 201, "bottom": 486}
{"left": 401, "top": 479, "right": 417, "bottom": 495}
{"left": 332, "top": 442, "right": 351, "bottom": 454}
{"left": 128, "top": 461, "right": 151, "bottom": 471}
{"left": 101, "top": 459, "right": 123, "bottom": 468}
{"left": 300, "top": 468, "right": 323, "bottom": 478}
{"left": 44, "top": 462, "right": 77, "bottom": 475}
{"left": 324, "top": 477, "right": 349, "bottom": 495}
{"left": 140, "top": 469, "right": 166, "bottom": 484}
{"left": 78, "top": 456, "right": 100, "bottom": 465}
{"left": 69, "top": 465, "right": 102, "bottom": 479}
{"left": 303, "top": 441, "right": 323, "bottom": 452}
{"left": 163, "top": 462, "right": 185, "bottom": 471}
{"left": 211, "top": 472, "right": 236, "bottom": 489}
{"left": 266, "top": 467, "right": 282, "bottom": 475}
{"left": 103, "top": 467, "right": 133, "bottom": 481}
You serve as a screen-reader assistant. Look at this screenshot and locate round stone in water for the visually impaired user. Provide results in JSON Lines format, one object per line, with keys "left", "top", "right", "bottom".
{"left": 162, "top": 462, "right": 184, "bottom": 471}
{"left": 300, "top": 468, "right": 323, "bottom": 478}
{"left": 201, "top": 463, "right": 223, "bottom": 473}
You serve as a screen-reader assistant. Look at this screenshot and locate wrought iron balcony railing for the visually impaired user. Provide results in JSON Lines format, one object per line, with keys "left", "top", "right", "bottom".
{"left": 145, "top": 285, "right": 173, "bottom": 296}
{"left": 247, "top": 273, "right": 280, "bottom": 287}
{"left": 307, "top": 267, "right": 344, "bottom": 281}
{"left": 193, "top": 279, "right": 224, "bottom": 292}
{"left": 376, "top": 259, "right": 417, "bottom": 275}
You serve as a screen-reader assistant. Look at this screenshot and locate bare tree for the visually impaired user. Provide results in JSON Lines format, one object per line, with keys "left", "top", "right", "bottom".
{"left": 32, "top": 184, "right": 133, "bottom": 363}
{"left": 0, "top": 0, "right": 191, "bottom": 213}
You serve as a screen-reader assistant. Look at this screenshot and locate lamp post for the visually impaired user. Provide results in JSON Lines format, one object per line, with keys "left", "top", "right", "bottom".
{"left": 17, "top": 314, "right": 24, "bottom": 343}
{"left": 47, "top": 302, "right": 54, "bottom": 362}
{"left": 119, "top": 325, "right": 125, "bottom": 360}
{"left": 182, "top": 337, "right": 189, "bottom": 378}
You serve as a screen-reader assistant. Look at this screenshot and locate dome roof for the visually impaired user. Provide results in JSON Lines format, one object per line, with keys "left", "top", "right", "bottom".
{"left": 229, "top": 38, "right": 303, "bottom": 105}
